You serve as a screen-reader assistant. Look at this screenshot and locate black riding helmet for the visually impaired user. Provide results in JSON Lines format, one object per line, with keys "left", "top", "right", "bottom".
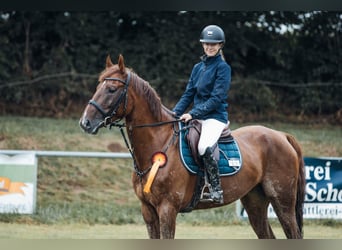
{"left": 199, "top": 25, "right": 225, "bottom": 44}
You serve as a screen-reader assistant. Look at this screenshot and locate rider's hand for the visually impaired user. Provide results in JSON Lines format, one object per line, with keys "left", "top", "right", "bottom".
{"left": 180, "top": 113, "right": 192, "bottom": 122}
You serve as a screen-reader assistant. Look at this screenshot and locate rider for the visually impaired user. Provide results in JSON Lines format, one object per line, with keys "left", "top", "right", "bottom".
{"left": 172, "top": 25, "right": 231, "bottom": 204}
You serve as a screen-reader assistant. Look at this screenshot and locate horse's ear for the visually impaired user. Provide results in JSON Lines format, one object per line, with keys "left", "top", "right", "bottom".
{"left": 106, "top": 55, "right": 114, "bottom": 68}
{"left": 118, "top": 54, "right": 125, "bottom": 73}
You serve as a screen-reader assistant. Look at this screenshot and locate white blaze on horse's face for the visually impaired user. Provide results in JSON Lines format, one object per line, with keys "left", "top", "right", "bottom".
{"left": 79, "top": 74, "right": 128, "bottom": 135}
{"left": 79, "top": 81, "right": 110, "bottom": 134}
{"left": 79, "top": 100, "right": 104, "bottom": 135}
{"left": 80, "top": 55, "right": 129, "bottom": 134}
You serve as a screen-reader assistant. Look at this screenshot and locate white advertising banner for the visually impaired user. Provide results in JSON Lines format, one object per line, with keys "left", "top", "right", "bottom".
{"left": 0, "top": 153, "right": 37, "bottom": 214}
{"left": 237, "top": 157, "right": 342, "bottom": 219}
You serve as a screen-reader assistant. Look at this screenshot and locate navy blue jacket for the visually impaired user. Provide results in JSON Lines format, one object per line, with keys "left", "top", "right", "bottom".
{"left": 173, "top": 53, "right": 231, "bottom": 123}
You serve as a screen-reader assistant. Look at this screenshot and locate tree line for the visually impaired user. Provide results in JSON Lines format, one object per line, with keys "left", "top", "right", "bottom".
{"left": 0, "top": 11, "right": 341, "bottom": 122}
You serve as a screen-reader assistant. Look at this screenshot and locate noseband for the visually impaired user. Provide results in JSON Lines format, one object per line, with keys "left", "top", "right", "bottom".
{"left": 88, "top": 71, "right": 131, "bottom": 126}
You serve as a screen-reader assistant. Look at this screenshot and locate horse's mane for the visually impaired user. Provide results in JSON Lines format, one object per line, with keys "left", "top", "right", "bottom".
{"left": 99, "top": 65, "right": 163, "bottom": 121}
{"left": 130, "top": 70, "right": 163, "bottom": 121}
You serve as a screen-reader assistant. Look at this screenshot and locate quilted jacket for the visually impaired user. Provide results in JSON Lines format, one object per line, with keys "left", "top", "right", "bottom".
{"left": 173, "top": 53, "right": 231, "bottom": 123}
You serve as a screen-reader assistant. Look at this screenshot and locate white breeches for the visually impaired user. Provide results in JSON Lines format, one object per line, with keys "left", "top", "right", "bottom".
{"left": 198, "top": 119, "right": 228, "bottom": 156}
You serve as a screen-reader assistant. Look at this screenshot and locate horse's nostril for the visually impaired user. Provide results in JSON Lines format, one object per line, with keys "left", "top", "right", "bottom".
{"left": 80, "top": 118, "right": 91, "bottom": 130}
{"left": 84, "top": 119, "right": 91, "bottom": 128}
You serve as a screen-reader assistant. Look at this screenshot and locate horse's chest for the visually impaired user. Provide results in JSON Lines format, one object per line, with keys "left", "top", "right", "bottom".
{"left": 132, "top": 176, "right": 154, "bottom": 202}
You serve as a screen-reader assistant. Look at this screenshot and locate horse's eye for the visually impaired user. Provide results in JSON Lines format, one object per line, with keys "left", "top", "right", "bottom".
{"left": 108, "top": 87, "right": 117, "bottom": 94}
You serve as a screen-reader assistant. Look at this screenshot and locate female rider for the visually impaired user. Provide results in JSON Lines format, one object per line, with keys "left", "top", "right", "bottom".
{"left": 173, "top": 25, "right": 231, "bottom": 204}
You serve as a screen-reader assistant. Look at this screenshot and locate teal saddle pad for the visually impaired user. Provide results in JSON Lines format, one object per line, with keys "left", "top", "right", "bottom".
{"left": 178, "top": 122, "right": 242, "bottom": 176}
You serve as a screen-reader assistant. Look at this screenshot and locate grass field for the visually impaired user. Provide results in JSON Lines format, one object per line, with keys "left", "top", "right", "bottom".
{"left": 0, "top": 222, "right": 341, "bottom": 239}
{"left": 0, "top": 116, "right": 342, "bottom": 238}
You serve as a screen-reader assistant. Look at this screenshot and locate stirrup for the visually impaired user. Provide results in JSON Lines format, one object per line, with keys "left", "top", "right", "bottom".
{"left": 200, "top": 171, "right": 212, "bottom": 202}
{"left": 200, "top": 172, "right": 222, "bottom": 203}
{"left": 200, "top": 183, "right": 213, "bottom": 203}
{"left": 200, "top": 185, "right": 224, "bottom": 204}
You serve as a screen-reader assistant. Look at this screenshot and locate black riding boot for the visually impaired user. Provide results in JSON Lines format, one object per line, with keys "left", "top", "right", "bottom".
{"left": 201, "top": 147, "right": 224, "bottom": 204}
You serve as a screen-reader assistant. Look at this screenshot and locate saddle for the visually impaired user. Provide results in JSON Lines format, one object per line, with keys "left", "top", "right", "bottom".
{"left": 179, "top": 120, "right": 241, "bottom": 212}
{"left": 185, "top": 119, "right": 233, "bottom": 166}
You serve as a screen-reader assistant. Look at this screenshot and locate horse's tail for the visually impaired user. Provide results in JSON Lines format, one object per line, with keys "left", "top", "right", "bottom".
{"left": 286, "top": 133, "right": 306, "bottom": 238}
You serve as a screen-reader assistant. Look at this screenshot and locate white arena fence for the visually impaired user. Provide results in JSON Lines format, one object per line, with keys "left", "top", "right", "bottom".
{"left": 0, "top": 150, "right": 341, "bottom": 220}
{"left": 0, "top": 150, "right": 131, "bottom": 214}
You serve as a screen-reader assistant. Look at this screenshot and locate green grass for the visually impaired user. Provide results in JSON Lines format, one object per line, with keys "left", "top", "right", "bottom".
{"left": 1, "top": 223, "right": 341, "bottom": 238}
{"left": 0, "top": 115, "right": 341, "bottom": 226}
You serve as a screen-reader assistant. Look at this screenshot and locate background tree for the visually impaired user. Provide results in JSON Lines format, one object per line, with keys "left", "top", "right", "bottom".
{"left": 0, "top": 11, "right": 341, "bottom": 122}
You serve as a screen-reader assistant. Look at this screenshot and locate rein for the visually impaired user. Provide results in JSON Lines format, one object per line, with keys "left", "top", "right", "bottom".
{"left": 109, "top": 119, "right": 182, "bottom": 179}
{"left": 109, "top": 119, "right": 182, "bottom": 129}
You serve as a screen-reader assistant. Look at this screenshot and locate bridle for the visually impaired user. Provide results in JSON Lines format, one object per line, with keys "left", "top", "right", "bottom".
{"left": 87, "top": 69, "right": 183, "bottom": 178}
{"left": 88, "top": 70, "right": 180, "bottom": 129}
{"left": 88, "top": 71, "right": 131, "bottom": 127}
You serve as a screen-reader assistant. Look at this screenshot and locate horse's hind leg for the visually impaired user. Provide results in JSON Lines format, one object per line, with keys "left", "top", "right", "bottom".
{"left": 240, "top": 185, "right": 276, "bottom": 239}
{"left": 141, "top": 202, "right": 160, "bottom": 238}
{"left": 262, "top": 173, "right": 302, "bottom": 238}
{"left": 268, "top": 190, "right": 302, "bottom": 239}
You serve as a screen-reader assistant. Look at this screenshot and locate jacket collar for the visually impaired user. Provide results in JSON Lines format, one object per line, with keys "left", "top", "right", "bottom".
{"left": 200, "top": 52, "right": 221, "bottom": 64}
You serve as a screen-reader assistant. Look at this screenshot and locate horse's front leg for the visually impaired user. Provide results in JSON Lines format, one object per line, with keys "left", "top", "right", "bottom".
{"left": 141, "top": 201, "right": 160, "bottom": 238}
{"left": 157, "top": 201, "right": 178, "bottom": 239}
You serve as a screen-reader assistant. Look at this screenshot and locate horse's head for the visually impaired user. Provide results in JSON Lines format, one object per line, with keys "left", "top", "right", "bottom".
{"left": 79, "top": 54, "right": 131, "bottom": 134}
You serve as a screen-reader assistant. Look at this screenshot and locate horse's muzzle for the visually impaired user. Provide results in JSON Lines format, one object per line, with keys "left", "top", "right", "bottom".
{"left": 79, "top": 117, "right": 104, "bottom": 135}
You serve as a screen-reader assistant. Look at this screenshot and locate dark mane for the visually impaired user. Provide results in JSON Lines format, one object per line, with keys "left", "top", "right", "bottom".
{"left": 130, "top": 70, "right": 162, "bottom": 121}
{"left": 99, "top": 65, "right": 162, "bottom": 121}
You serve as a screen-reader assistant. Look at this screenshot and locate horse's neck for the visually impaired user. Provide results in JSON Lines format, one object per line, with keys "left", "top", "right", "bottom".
{"left": 126, "top": 109, "right": 173, "bottom": 142}
{"left": 125, "top": 109, "right": 174, "bottom": 168}
{"left": 124, "top": 77, "right": 176, "bottom": 168}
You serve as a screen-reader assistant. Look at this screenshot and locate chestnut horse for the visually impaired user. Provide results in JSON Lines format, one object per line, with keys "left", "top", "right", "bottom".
{"left": 79, "top": 55, "right": 305, "bottom": 239}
